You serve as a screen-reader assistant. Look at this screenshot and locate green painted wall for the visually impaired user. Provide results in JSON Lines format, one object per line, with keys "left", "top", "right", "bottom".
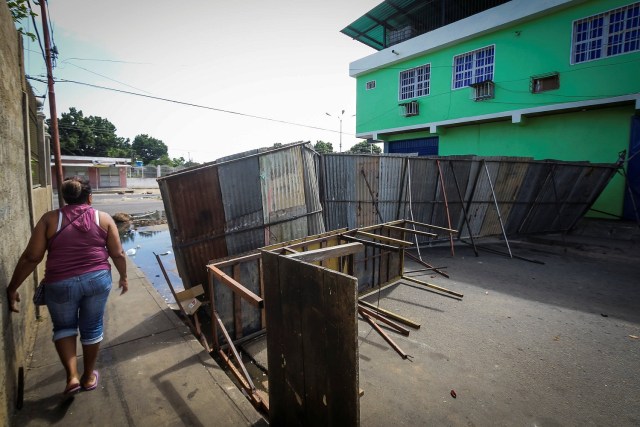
{"left": 439, "top": 106, "right": 633, "bottom": 217}
{"left": 352, "top": 0, "right": 639, "bottom": 218}
{"left": 356, "top": 0, "right": 640, "bottom": 134}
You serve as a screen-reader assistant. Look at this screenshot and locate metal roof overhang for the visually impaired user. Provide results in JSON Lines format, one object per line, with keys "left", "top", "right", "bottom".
{"left": 341, "top": 0, "right": 511, "bottom": 50}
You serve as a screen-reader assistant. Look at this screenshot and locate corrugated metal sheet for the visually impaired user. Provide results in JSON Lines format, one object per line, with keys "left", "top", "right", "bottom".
{"left": 489, "top": 159, "right": 530, "bottom": 235}
{"left": 505, "top": 162, "right": 553, "bottom": 235}
{"left": 322, "top": 154, "right": 357, "bottom": 230}
{"left": 218, "top": 155, "right": 264, "bottom": 255}
{"left": 406, "top": 158, "right": 438, "bottom": 227}
{"left": 356, "top": 155, "right": 381, "bottom": 227}
{"left": 260, "top": 147, "right": 308, "bottom": 245}
{"left": 158, "top": 142, "right": 323, "bottom": 291}
{"left": 158, "top": 165, "right": 227, "bottom": 288}
{"left": 378, "top": 156, "right": 405, "bottom": 223}
{"left": 478, "top": 158, "right": 510, "bottom": 237}
{"left": 160, "top": 149, "right": 620, "bottom": 293}
{"left": 302, "top": 147, "right": 325, "bottom": 235}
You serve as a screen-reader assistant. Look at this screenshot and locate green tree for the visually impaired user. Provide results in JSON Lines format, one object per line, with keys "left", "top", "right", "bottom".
{"left": 348, "top": 141, "right": 382, "bottom": 154}
{"left": 313, "top": 140, "right": 334, "bottom": 154}
{"left": 132, "top": 134, "right": 168, "bottom": 164}
{"left": 7, "top": 0, "right": 37, "bottom": 41}
{"left": 51, "top": 107, "right": 131, "bottom": 157}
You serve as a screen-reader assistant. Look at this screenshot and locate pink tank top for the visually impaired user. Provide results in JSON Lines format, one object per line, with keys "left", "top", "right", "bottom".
{"left": 44, "top": 204, "right": 111, "bottom": 283}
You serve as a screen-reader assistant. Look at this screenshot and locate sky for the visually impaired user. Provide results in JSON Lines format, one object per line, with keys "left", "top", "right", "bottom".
{"left": 23, "top": 0, "right": 381, "bottom": 163}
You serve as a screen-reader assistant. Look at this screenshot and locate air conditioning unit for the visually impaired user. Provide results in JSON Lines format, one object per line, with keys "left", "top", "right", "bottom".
{"left": 399, "top": 100, "right": 419, "bottom": 117}
{"left": 470, "top": 80, "right": 495, "bottom": 101}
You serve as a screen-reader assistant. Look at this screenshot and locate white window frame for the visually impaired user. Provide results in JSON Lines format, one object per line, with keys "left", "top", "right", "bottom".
{"left": 571, "top": 2, "right": 640, "bottom": 64}
{"left": 452, "top": 45, "right": 495, "bottom": 90}
{"left": 398, "top": 63, "right": 431, "bottom": 101}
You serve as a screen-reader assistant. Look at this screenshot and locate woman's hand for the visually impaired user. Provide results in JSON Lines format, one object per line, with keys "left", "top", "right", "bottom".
{"left": 6, "top": 288, "right": 20, "bottom": 313}
{"left": 119, "top": 277, "right": 128, "bottom": 295}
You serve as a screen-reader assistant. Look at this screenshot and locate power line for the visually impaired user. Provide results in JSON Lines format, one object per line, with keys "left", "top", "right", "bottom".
{"left": 26, "top": 76, "right": 354, "bottom": 136}
{"left": 61, "top": 62, "right": 152, "bottom": 94}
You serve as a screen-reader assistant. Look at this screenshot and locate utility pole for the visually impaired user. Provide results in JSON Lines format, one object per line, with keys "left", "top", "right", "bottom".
{"left": 39, "top": 1, "right": 64, "bottom": 207}
{"left": 326, "top": 110, "right": 345, "bottom": 153}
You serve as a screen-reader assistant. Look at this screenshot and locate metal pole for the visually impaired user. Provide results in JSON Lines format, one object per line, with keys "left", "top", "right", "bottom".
{"left": 339, "top": 117, "right": 343, "bottom": 153}
{"left": 436, "top": 160, "right": 455, "bottom": 256}
{"left": 39, "top": 1, "right": 64, "bottom": 208}
{"left": 449, "top": 160, "right": 478, "bottom": 256}
{"left": 482, "top": 160, "right": 512, "bottom": 258}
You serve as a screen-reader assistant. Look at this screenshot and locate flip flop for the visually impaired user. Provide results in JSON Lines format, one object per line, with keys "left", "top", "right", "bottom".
{"left": 63, "top": 382, "right": 81, "bottom": 395}
{"left": 81, "top": 370, "right": 99, "bottom": 392}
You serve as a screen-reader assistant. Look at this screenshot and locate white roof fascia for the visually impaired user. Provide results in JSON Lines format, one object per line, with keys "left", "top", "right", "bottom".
{"left": 349, "top": 0, "right": 583, "bottom": 78}
{"left": 356, "top": 94, "right": 640, "bottom": 139}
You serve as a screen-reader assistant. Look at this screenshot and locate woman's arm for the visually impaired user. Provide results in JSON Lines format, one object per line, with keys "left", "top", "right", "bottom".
{"left": 6, "top": 214, "right": 50, "bottom": 313}
{"left": 103, "top": 212, "right": 128, "bottom": 295}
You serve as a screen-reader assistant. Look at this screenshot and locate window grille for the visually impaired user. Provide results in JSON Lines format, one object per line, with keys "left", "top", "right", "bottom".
{"left": 366, "top": 80, "right": 376, "bottom": 90}
{"left": 453, "top": 45, "right": 495, "bottom": 89}
{"left": 572, "top": 2, "right": 640, "bottom": 64}
{"left": 399, "top": 64, "right": 430, "bottom": 101}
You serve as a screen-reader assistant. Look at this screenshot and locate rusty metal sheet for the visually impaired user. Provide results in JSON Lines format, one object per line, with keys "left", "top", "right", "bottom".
{"left": 260, "top": 146, "right": 309, "bottom": 245}
{"left": 158, "top": 165, "right": 227, "bottom": 288}
{"left": 302, "top": 146, "right": 325, "bottom": 235}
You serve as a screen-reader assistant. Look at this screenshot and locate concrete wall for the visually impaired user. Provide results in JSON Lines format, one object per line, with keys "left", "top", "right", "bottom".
{"left": 127, "top": 177, "right": 159, "bottom": 189}
{"left": 0, "top": 3, "right": 52, "bottom": 425}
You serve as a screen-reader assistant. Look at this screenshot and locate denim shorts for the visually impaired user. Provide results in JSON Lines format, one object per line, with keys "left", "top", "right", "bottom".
{"left": 45, "top": 269, "right": 112, "bottom": 345}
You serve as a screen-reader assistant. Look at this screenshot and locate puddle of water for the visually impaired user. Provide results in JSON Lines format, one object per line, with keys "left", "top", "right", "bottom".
{"left": 119, "top": 224, "right": 183, "bottom": 304}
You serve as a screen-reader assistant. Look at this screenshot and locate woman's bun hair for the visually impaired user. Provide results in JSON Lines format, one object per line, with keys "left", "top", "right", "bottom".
{"left": 61, "top": 177, "right": 92, "bottom": 205}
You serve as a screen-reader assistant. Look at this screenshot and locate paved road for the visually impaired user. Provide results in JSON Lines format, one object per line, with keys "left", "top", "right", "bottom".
{"left": 54, "top": 192, "right": 165, "bottom": 215}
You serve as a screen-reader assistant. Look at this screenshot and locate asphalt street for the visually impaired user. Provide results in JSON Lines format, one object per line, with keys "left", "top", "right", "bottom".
{"left": 54, "top": 191, "right": 165, "bottom": 215}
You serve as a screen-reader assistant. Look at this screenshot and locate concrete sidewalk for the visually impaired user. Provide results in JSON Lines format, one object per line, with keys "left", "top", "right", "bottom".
{"left": 10, "top": 259, "right": 266, "bottom": 426}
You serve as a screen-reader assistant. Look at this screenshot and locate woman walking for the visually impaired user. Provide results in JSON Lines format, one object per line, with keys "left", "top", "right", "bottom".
{"left": 6, "top": 177, "right": 128, "bottom": 394}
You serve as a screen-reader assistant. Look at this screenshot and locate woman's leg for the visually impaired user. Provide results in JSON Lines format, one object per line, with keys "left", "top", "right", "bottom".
{"left": 80, "top": 342, "right": 100, "bottom": 387}
{"left": 45, "top": 276, "right": 82, "bottom": 393}
{"left": 78, "top": 269, "right": 112, "bottom": 387}
{"left": 54, "top": 336, "right": 80, "bottom": 390}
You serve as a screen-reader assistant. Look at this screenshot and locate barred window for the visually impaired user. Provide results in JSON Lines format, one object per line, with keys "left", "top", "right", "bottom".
{"left": 452, "top": 45, "right": 495, "bottom": 89}
{"left": 572, "top": 2, "right": 640, "bottom": 64}
{"left": 399, "top": 64, "right": 430, "bottom": 101}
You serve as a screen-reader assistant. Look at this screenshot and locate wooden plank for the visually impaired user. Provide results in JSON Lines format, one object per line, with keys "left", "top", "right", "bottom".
{"left": 262, "top": 251, "right": 286, "bottom": 425}
{"left": 358, "top": 305, "right": 410, "bottom": 336}
{"left": 277, "top": 253, "right": 306, "bottom": 426}
{"left": 259, "top": 257, "right": 266, "bottom": 329}
{"left": 233, "top": 264, "right": 243, "bottom": 340}
{"left": 382, "top": 224, "right": 438, "bottom": 238}
{"left": 263, "top": 251, "right": 359, "bottom": 426}
{"left": 403, "top": 219, "right": 457, "bottom": 234}
{"left": 285, "top": 242, "right": 363, "bottom": 263}
{"left": 340, "top": 234, "right": 400, "bottom": 252}
{"left": 401, "top": 275, "right": 464, "bottom": 299}
{"left": 355, "top": 230, "right": 413, "bottom": 246}
{"left": 207, "top": 265, "right": 264, "bottom": 308}
{"left": 358, "top": 300, "right": 421, "bottom": 329}
{"left": 211, "top": 252, "right": 261, "bottom": 268}
{"left": 319, "top": 264, "right": 359, "bottom": 426}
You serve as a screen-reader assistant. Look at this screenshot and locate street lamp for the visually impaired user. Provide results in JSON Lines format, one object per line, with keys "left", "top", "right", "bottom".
{"left": 326, "top": 110, "right": 345, "bottom": 153}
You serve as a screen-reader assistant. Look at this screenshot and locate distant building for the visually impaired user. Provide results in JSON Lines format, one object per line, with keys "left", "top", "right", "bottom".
{"left": 51, "top": 155, "right": 130, "bottom": 190}
{"left": 343, "top": 0, "right": 640, "bottom": 218}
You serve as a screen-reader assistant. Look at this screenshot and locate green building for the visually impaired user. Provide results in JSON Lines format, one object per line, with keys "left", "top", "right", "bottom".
{"left": 343, "top": 0, "right": 640, "bottom": 218}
